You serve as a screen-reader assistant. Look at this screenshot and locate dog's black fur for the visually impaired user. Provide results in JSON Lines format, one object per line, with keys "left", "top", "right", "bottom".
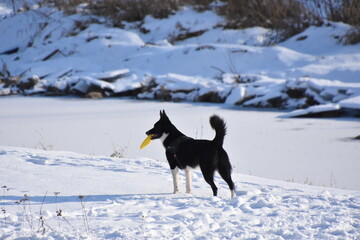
{"left": 146, "top": 110, "right": 235, "bottom": 197}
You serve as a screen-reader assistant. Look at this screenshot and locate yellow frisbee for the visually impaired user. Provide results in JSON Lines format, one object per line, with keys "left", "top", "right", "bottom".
{"left": 140, "top": 135, "right": 153, "bottom": 149}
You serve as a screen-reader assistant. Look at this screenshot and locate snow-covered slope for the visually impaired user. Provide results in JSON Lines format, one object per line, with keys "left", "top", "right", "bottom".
{"left": 0, "top": 4, "right": 359, "bottom": 114}
{"left": 1, "top": 146, "right": 359, "bottom": 239}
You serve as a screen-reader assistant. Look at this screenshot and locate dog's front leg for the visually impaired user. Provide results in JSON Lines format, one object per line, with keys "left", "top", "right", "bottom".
{"left": 185, "top": 167, "right": 192, "bottom": 194}
{"left": 171, "top": 167, "right": 179, "bottom": 194}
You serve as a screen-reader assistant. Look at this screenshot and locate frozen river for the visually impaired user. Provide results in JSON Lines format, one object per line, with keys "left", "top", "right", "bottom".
{"left": 1, "top": 96, "right": 359, "bottom": 190}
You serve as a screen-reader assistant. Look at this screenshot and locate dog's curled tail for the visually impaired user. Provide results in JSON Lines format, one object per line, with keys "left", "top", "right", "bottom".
{"left": 210, "top": 115, "right": 227, "bottom": 148}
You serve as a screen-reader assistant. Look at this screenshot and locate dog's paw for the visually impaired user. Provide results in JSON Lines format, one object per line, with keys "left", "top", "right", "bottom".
{"left": 231, "top": 190, "right": 237, "bottom": 198}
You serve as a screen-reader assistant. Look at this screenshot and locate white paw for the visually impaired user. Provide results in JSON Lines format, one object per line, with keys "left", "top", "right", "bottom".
{"left": 231, "top": 190, "right": 237, "bottom": 198}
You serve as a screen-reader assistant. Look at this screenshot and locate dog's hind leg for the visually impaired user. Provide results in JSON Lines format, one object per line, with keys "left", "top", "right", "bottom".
{"left": 204, "top": 174, "right": 218, "bottom": 196}
{"left": 201, "top": 166, "right": 218, "bottom": 196}
{"left": 185, "top": 167, "right": 192, "bottom": 194}
{"left": 218, "top": 150, "right": 236, "bottom": 198}
{"left": 218, "top": 169, "right": 236, "bottom": 198}
{"left": 171, "top": 167, "right": 180, "bottom": 194}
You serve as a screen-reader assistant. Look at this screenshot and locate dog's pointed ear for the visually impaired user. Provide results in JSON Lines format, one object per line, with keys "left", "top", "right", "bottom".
{"left": 160, "top": 110, "right": 169, "bottom": 120}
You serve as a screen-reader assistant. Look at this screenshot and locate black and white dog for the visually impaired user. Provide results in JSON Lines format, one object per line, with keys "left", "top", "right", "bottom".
{"left": 146, "top": 110, "right": 236, "bottom": 198}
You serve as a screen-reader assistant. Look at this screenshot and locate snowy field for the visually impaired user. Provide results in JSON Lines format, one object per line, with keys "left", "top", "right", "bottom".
{"left": 1, "top": 145, "right": 360, "bottom": 240}
{"left": 1, "top": 145, "right": 359, "bottom": 239}
{"left": 1, "top": 96, "right": 360, "bottom": 239}
{"left": 1, "top": 1, "right": 360, "bottom": 239}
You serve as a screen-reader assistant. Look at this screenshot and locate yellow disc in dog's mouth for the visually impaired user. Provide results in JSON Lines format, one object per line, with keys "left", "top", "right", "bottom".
{"left": 140, "top": 135, "right": 152, "bottom": 149}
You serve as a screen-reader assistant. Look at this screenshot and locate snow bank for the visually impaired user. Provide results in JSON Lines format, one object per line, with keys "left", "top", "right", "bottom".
{"left": 1, "top": 146, "right": 359, "bottom": 239}
{"left": 340, "top": 95, "right": 360, "bottom": 109}
{"left": 0, "top": 4, "right": 360, "bottom": 116}
{"left": 281, "top": 103, "right": 341, "bottom": 118}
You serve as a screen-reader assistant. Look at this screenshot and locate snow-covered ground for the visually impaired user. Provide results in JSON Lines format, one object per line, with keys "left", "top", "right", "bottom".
{"left": 1, "top": 143, "right": 360, "bottom": 239}
{"left": 0, "top": 3, "right": 360, "bottom": 113}
{"left": 1, "top": 2, "right": 360, "bottom": 239}
{"left": 0, "top": 97, "right": 359, "bottom": 239}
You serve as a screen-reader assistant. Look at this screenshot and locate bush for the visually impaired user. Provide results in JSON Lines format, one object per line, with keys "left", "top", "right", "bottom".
{"left": 38, "top": 0, "right": 360, "bottom": 43}
{"left": 342, "top": 26, "right": 360, "bottom": 45}
{"left": 217, "top": 0, "right": 320, "bottom": 41}
{"left": 88, "top": 0, "right": 213, "bottom": 23}
{"left": 90, "top": 0, "right": 179, "bottom": 23}
{"left": 51, "top": 0, "right": 87, "bottom": 14}
{"left": 42, "top": 0, "right": 213, "bottom": 23}
{"left": 323, "top": 0, "right": 360, "bottom": 26}
{"left": 317, "top": 0, "right": 360, "bottom": 44}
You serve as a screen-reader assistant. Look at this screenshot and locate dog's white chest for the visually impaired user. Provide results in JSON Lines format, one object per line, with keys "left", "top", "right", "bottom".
{"left": 160, "top": 133, "right": 169, "bottom": 145}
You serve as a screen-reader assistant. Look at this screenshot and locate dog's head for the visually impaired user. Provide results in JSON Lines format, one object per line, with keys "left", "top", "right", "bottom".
{"left": 146, "top": 110, "right": 171, "bottom": 140}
